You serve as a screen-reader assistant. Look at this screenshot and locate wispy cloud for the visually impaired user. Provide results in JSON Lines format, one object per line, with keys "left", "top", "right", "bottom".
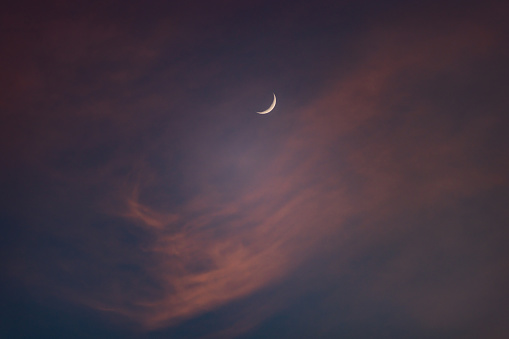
{"left": 3, "top": 2, "right": 508, "bottom": 338}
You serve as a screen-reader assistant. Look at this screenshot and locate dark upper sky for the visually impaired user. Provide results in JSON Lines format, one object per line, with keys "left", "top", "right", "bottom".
{"left": 1, "top": 1, "right": 509, "bottom": 338}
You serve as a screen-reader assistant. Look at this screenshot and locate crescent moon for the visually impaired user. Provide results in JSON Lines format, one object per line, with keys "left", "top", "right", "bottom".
{"left": 257, "top": 93, "right": 276, "bottom": 114}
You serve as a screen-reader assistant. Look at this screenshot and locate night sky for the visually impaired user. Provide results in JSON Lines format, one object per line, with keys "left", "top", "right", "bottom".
{"left": 1, "top": 1, "right": 509, "bottom": 338}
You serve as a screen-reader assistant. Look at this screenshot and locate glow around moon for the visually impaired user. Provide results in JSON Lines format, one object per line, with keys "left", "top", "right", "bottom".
{"left": 257, "top": 93, "right": 276, "bottom": 114}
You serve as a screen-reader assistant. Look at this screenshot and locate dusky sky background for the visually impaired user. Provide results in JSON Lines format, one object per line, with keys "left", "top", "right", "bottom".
{"left": 1, "top": 1, "right": 509, "bottom": 338}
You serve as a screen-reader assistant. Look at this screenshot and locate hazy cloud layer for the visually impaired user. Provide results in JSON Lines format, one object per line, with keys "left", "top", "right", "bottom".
{"left": 1, "top": 1, "right": 508, "bottom": 338}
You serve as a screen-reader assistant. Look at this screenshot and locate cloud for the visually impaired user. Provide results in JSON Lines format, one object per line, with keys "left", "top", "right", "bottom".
{"left": 2, "top": 2, "right": 508, "bottom": 338}
{"left": 75, "top": 16, "right": 507, "bottom": 333}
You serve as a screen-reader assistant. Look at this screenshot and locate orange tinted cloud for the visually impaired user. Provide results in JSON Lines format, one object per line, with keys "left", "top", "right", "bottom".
{"left": 72, "top": 15, "right": 509, "bottom": 332}
{"left": 4, "top": 2, "right": 507, "bottom": 338}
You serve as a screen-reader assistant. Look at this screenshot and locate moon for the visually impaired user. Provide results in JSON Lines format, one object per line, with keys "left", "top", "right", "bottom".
{"left": 257, "top": 93, "right": 276, "bottom": 114}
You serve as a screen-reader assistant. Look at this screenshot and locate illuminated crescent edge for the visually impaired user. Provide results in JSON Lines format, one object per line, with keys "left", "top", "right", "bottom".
{"left": 257, "top": 93, "right": 276, "bottom": 114}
